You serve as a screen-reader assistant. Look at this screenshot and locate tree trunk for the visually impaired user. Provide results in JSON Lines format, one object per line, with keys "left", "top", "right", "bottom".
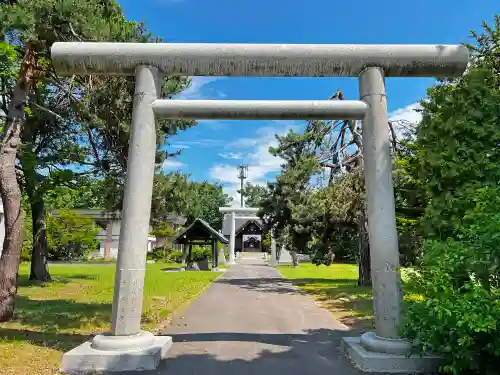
{"left": 19, "top": 101, "right": 51, "bottom": 282}
{"left": 357, "top": 207, "right": 372, "bottom": 286}
{"left": 354, "top": 158, "right": 372, "bottom": 287}
{"left": 22, "top": 149, "right": 52, "bottom": 282}
{"left": 29, "top": 198, "right": 51, "bottom": 281}
{"left": 0, "top": 43, "right": 35, "bottom": 321}
{"left": 290, "top": 251, "right": 299, "bottom": 267}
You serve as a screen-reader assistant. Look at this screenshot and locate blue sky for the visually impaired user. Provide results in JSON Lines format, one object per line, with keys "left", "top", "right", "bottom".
{"left": 118, "top": 0, "right": 498, "bottom": 203}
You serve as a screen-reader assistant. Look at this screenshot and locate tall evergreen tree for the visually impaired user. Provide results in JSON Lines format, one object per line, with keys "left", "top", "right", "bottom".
{"left": 0, "top": 0, "right": 194, "bottom": 320}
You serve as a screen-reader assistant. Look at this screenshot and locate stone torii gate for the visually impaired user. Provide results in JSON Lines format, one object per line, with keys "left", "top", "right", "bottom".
{"left": 52, "top": 42, "right": 468, "bottom": 373}
{"left": 219, "top": 206, "right": 265, "bottom": 265}
{"left": 218, "top": 206, "right": 283, "bottom": 265}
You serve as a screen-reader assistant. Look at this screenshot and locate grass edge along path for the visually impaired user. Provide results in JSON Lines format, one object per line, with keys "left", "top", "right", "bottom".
{"left": 278, "top": 263, "right": 419, "bottom": 334}
{"left": 0, "top": 262, "right": 220, "bottom": 375}
{"left": 153, "top": 265, "right": 227, "bottom": 333}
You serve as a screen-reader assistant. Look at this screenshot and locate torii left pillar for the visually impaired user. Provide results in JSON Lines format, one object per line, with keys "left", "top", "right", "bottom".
{"left": 60, "top": 66, "right": 173, "bottom": 372}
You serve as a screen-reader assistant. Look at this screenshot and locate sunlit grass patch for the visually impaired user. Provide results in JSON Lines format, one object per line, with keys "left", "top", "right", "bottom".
{"left": 0, "top": 262, "right": 219, "bottom": 375}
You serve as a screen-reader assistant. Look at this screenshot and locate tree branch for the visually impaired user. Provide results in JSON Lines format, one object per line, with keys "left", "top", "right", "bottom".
{"left": 29, "top": 100, "right": 64, "bottom": 120}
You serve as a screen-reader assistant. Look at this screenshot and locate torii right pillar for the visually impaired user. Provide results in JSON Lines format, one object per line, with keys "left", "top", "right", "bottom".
{"left": 360, "top": 67, "right": 403, "bottom": 341}
{"left": 341, "top": 66, "right": 445, "bottom": 373}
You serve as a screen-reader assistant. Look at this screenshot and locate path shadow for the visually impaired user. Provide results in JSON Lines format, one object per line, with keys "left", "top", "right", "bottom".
{"left": 218, "top": 277, "right": 302, "bottom": 294}
{"left": 96, "top": 328, "right": 397, "bottom": 375}
{"left": 0, "top": 327, "right": 91, "bottom": 352}
{"left": 218, "top": 277, "right": 367, "bottom": 295}
{"left": 168, "top": 328, "right": 347, "bottom": 346}
{"left": 218, "top": 277, "right": 374, "bottom": 333}
{"left": 161, "top": 267, "right": 183, "bottom": 272}
{"left": 12, "top": 296, "right": 111, "bottom": 332}
{"left": 17, "top": 273, "right": 98, "bottom": 287}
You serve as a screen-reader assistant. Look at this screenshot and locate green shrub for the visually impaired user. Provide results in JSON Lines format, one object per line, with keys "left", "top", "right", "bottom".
{"left": 403, "top": 187, "right": 500, "bottom": 375}
{"left": 147, "top": 248, "right": 170, "bottom": 261}
{"left": 262, "top": 232, "right": 271, "bottom": 252}
{"left": 166, "top": 250, "right": 183, "bottom": 263}
{"left": 161, "top": 246, "right": 214, "bottom": 264}
{"left": 46, "top": 209, "right": 99, "bottom": 261}
{"left": 192, "top": 246, "right": 211, "bottom": 261}
{"left": 21, "top": 240, "right": 32, "bottom": 262}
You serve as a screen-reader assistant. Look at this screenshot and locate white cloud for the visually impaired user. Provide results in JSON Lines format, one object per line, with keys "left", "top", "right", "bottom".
{"left": 175, "top": 77, "right": 224, "bottom": 100}
{"left": 388, "top": 102, "right": 422, "bottom": 139}
{"left": 162, "top": 159, "right": 185, "bottom": 170}
{"left": 176, "top": 139, "right": 223, "bottom": 148}
{"left": 218, "top": 152, "right": 244, "bottom": 160}
{"left": 170, "top": 144, "right": 191, "bottom": 149}
{"left": 207, "top": 103, "right": 424, "bottom": 202}
{"left": 388, "top": 102, "right": 422, "bottom": 125}
{"left": 209, "top": 121, "right": 301, "bottom": 204}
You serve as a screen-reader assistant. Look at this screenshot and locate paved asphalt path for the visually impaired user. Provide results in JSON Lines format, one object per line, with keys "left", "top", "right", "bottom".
{"left": 127, "top": 253, "right": 364, "bottom": 375}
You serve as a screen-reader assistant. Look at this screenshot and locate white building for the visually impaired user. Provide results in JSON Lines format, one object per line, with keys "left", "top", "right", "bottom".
{"left": 222, "top": 212, "right": 264, "bottom": 252}
{"left": 0, "top": 206, "right": 184, "bottom": 259}
{"left": 51, "top": 209, "right": 156, "bottom": 260}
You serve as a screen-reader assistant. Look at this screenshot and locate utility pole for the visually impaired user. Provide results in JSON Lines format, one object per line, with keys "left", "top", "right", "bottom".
{"left": 237, "top": 165, "right": 248, "bottom": 208}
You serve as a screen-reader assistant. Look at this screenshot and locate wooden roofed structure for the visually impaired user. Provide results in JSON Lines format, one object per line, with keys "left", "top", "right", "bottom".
{"left": 173, "top": 218, "right": 228, "bottom": 271}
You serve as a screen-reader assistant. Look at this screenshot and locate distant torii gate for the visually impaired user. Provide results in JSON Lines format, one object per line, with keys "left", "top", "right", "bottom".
{"left": 51, "top": 42, "right": 468, "bottom": 373}
{"left": 218, "top": 207, "right": 278, "bottom": 265}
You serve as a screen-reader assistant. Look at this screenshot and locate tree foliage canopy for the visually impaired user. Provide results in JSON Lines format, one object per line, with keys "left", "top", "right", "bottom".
{"left": 151, "top": 172, "right": 232, "bottom": 231}
{"left": 401, "top": 16, "right": 500, "bottom": 375}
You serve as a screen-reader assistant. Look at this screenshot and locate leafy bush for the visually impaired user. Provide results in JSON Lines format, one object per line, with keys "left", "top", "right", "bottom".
{"left": 403, "top": 186, "right": 500, "bottom": 375}
{"left": 417, "top": 67, "right": 500, "bottom": 240}
{"left": 192, "top": 246, "right": 211, "bottom": 261}
{"left": 164, "top": 246, "right": 212, "bottom": 263}
{"left": 21, "top": 205, "right": 33, "bottom": 261}
{"left": 46, "top": 209, "right": 99, "bottom": 261}
{"left": 262, "top": 232, "right": 271, "bottom": 252}
{"left": 397, "top": 215, "right": 422, "bottom": 266}
{"left": 166, "top": 250, "right": 184, "bottom": 263}
{"left": 21, "top": 240, "right": 32, "bottom": 262}
{"left": 147, "top": 248, "right": 171, "bottom": 261}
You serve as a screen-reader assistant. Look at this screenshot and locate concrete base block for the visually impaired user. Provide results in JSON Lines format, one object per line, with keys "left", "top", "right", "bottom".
{"left": 60, "top": 335, "right": 173, "bottom": 373}
{"left": 341, "top": 337, "right": 444, "bottom": 373}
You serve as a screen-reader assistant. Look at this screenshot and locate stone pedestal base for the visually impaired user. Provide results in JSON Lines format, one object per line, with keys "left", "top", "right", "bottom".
{"left": 61, "top": 331, "right": 172, "bottom": 373}
{"left": 341, "top": 336, "right": 443, "bottom": 373}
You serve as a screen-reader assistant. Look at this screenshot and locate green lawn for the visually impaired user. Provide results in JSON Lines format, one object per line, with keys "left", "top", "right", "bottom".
{"left": 278, "top": 263, "right": 419, "bottom": 333}
{"left": 278, "top": 263, "right": 375, "bottom": 332}
{"left": 0, "top": 262, "right": 220, "bottom": 375}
